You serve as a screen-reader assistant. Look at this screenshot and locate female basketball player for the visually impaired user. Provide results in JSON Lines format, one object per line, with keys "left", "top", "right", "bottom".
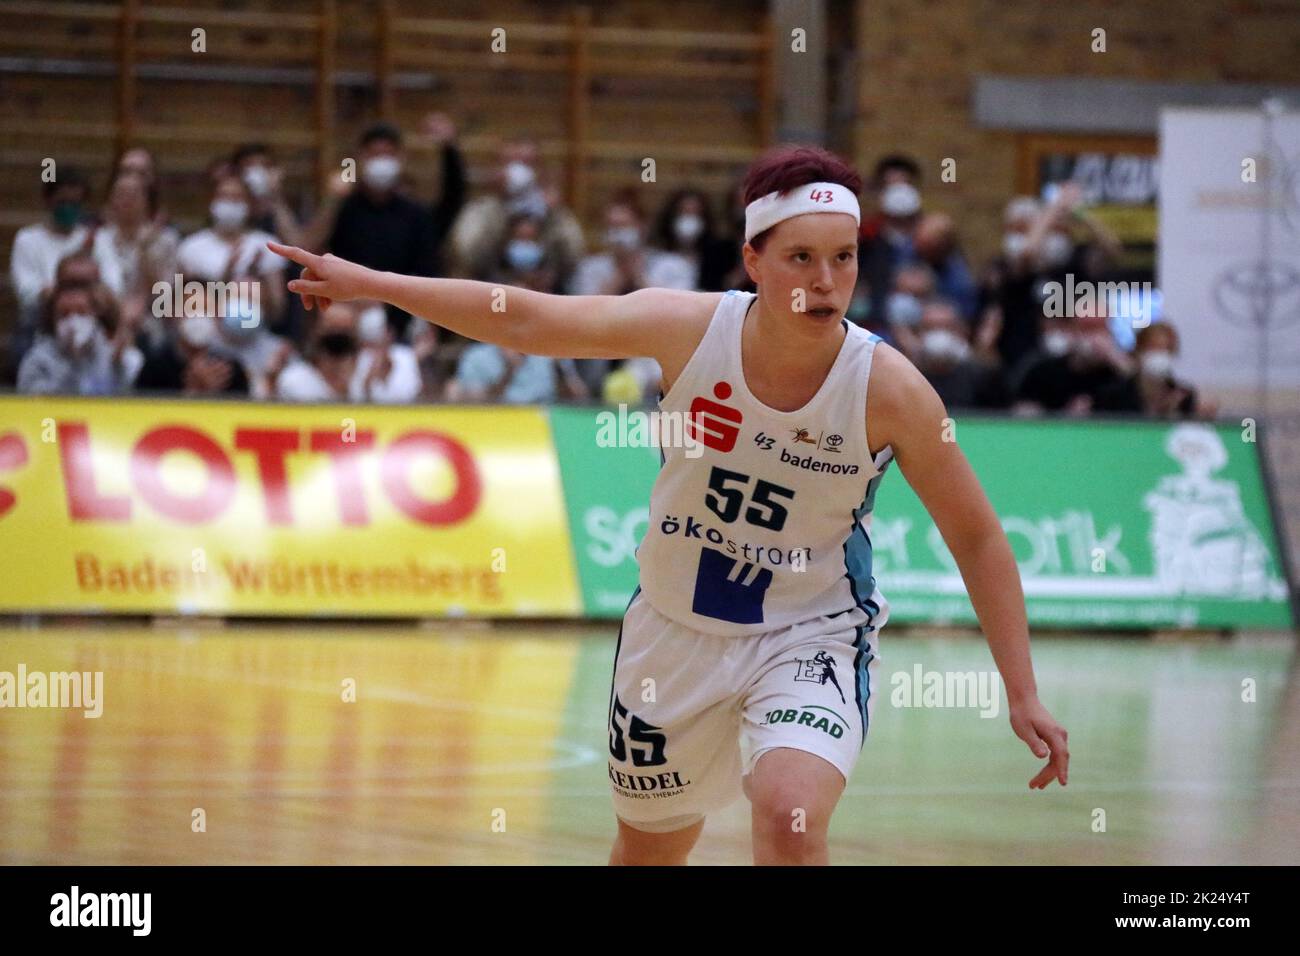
{"left": 268, "top": 145, "right": 1069, "bottom": 866}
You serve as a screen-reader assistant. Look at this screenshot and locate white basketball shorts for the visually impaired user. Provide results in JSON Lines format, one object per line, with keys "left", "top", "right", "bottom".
{"left": 606, "top": 588, "right": 882, "bottom": 833}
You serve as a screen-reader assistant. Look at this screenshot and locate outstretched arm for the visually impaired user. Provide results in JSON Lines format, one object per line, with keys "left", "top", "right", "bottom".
{"left": 268, "top": 241, "right": 713, "bottom": 364}
{"left": 868, "top": 343, "right": 1070, "bottom": 789}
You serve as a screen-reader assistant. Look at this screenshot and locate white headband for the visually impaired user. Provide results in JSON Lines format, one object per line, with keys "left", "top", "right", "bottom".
{"left": 744, "top": 181, "right": 861, "bottom": 242}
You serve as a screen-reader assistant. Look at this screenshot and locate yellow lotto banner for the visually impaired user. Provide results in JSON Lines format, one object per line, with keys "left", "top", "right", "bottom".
{"left": 0, "top": 396, "right": 581, "bottom": 617}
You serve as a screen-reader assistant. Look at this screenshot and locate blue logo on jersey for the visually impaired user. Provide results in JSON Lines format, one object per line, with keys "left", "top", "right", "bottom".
{"left": 692, "top": 547, "right": 772, "bottom": 624}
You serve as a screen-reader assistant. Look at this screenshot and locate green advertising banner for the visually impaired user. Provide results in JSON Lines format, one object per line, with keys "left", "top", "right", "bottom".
{"left": 549, "top": 406, "right": 660, "bottom": 615}
{"left": 550, "top": 408, "right": 1294, "bottom": 630}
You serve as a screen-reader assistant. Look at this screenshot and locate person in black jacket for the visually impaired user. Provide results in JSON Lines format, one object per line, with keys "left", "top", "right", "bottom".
{"left": 1012, "top": 310, "right": 1131, "bottom": 415}
{"left": 306, "top": 116, "right": 466, "bottom": 340}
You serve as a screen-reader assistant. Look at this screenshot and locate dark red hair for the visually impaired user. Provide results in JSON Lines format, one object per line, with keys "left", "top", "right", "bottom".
{"left": 741, "top": 145, "right": 863, "bottom": 250}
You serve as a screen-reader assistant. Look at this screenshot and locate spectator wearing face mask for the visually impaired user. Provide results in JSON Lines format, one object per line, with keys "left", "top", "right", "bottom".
{"left": 229, "top": 143, "right": 304, "bottom": 246}
{"left": 1005, "top": 183, "right": 1122, "bottom": 284}
{"left": 211, "top": 289, "right": 296, "bottom": 400}
{"left": 352, "top": 299, "right": 423, "bottom": 404}
{"left": 489, "top": 214, "right": 589, "bottom": 401}
{"left": 311, "top": 120, "right": 465, "bottom": 338}
{"left": 491, "top": 214, "right": 559, "bottom": 292}
{"left": 446, "top": 205, "right": 573, "bottom": 404}
{"left": 1041, "top": 182, "right": 1123, "bottom": 276}
{"left": 567, "top": 192, "right": 693, "bottom": 403}
{"left": 1093, "top": 321, "right": 1217, "bottom": 419}
{"left": 979, "top": 195, "right": 1050, "bottom": 375}
{"left": 856, "top": 154, "right": 923, "bottom": 332}
{"left": 229, "top": 142, "right": 313, "bottom": 343}
{"left": 651, "top": 189, "right": 732, "bottom": 291}
{"left": 569, "top": 191, "right": 695, "bottom": 296}
{"left": 8, "top": 247, "right": 101, "bottom": 381}
{"left": 912, "top": 298, "right": 1007, "bottom": 410}
{"left": 1011, "top": 309, "right": 1133, "bottom": 416}
{"left": 859, "top": 154, "right": 922, "bottom": 236}
{"left": 449, "top": 136, "right": 584, "bottom": 285}
{"left": 18, "top": 280, "right": 142, "bottom": 396}
{"left": 1004, "top": 313, "right": 1073, "bottom": 395}
{"left": 10, "top": 170, "right": 125, "bottom": 318}
{"left": 882, "top": 262, "right": 937, "bottom": 360}
{"left": 275, "top": 302, "right": 362, "bottom": 402}
{"left": 984, "top": 184, "right": 1124, "bottom": 375}
{"left": 176, "top": 173, "right": 287, "bottom": 325}
{"left": 135, "top": 306, "right": 252, "bottom": 397}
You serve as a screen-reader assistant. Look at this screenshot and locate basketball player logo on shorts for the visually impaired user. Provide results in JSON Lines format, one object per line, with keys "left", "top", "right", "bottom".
{"left": 795, "top": 650, "right": 845, "bottom": 705}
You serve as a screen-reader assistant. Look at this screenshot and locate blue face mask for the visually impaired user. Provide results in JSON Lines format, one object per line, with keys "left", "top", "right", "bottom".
{"left": 222, "top": 304, "right": 260, "bottom": 339}
{"left": 506, "top": 239, "right": 544, "bottom": 272}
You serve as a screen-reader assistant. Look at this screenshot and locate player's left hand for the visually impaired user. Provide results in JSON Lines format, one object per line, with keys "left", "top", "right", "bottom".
{"left": 1009, "top": 695, "right": 1069, "bottom": 789}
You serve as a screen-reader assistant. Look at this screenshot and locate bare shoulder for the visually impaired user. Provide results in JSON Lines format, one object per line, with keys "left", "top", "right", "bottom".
{"left": 866, "top": 340, "right": 949, "bottom": 458}
{"left": 627, "top": 288, "right": 725, "bottom": 389}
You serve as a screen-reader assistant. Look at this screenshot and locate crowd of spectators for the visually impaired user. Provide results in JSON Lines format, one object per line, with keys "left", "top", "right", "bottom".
{"left": 3, "top": 121, "right": 1214, "bottom": 420}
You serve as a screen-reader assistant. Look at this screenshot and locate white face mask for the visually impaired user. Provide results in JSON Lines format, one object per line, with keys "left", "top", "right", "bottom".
{"left": 921, "top": 328, "right": 970, "bottom": 363}
{"left": 1037, "top": 231, "right": 1073, "bottom": 270}
{"left": 1042, "top": 330, "right": 1072, "bottom": 357}
{"left": 210, "top": 199, "right": 248, "bottom": 231}
{"left": 1003, "top": 232, "right": 1029, "bottom": 261}
{"left": 57, "top": 313, "right": 98, "bottom": 351}
{"left": 362, "top": 156, "right": 402, "bottom": 191}
{"left": 1139, "top": 350, "right": 1174, "bottom": 377}
{"left": 673, "top": 213, "right": 704, "bottom": 243}
{"left": 242, "top": 165, "right": 272, "bottom": 198}
{"left": 606, "top": 225, "right": 641, "bottom": 252}
{"left": 358, "top": 306, "right": 389, "bottom": 344}
{"left": 180, "top": 314, "right": 217, "bottom": 349}
{"left": 503, "top": 161, "right": 536, "bottom": 195}
{"left": 880, "top": 182, "right": 921, "bottom": 218}
{"left": 886, "top": 291, "right": 924, "bottom": 328}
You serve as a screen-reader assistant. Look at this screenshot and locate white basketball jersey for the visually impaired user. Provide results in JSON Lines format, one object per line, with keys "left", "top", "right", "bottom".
{"left": 637, "top": 290, "right": 894, "bottom": 637}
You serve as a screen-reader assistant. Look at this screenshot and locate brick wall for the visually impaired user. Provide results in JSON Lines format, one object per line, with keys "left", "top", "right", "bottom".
{"left": 852, "top": 0, "right": 1300, "bottom": 264}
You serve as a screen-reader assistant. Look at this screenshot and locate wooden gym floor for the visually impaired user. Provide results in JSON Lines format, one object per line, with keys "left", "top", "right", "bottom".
{"left": 1, "top": 620, "right": 1296, "bottom": 865}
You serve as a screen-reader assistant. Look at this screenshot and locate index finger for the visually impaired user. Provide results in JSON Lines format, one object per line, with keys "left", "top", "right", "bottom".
{"left": 267, "top": 241, "right": 318, "bottom": 268}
